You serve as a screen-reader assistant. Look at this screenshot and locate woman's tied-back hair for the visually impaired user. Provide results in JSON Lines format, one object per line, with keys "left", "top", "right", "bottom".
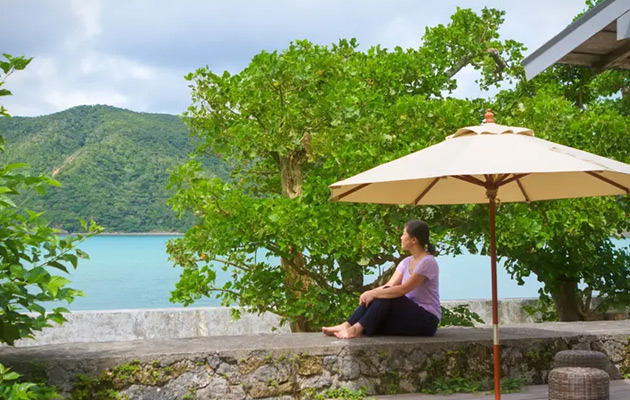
{"left": 404, "top": 220, "right": 437, "bottom": 256}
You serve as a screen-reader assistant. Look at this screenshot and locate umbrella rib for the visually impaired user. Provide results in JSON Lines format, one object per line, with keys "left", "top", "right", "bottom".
{"left": 414, "top": 177, "right": 440, "bottom": 204}
{"left": 453, "top": 175, "right": 486, "bottom": 187}
{"left": 494, "top": 174, "right": 510, "bottom": 185}
{"left": 515, "top": 177, "right": 530, "bottom": 202}
{"left": 586, "top": 171, "right": 630, "bottom": 194}
{"left": 497, "top": 173, "right": 530, "bottom": 187}
{"left": 331, "top": 183, "right": 371, "bottom": 201}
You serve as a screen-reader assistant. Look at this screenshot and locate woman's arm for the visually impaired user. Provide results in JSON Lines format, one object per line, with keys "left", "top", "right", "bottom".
{"left": 360, "top": 272, "right": 426, "bottom": 306}
{"left": 360, "top": 269, "right": 403, "bottom": 306}
{"left": 383, "top": 269, "right": 403, "bottom": 287}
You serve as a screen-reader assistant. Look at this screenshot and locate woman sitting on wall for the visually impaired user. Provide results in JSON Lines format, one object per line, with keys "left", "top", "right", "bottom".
{"left": 322, "top": 220, "right": 440, "bottom": 339}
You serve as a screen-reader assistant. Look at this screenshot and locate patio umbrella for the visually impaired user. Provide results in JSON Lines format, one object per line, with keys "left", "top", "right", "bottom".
{"left": 328, "top": 110, "right": 630, "bottom": 399}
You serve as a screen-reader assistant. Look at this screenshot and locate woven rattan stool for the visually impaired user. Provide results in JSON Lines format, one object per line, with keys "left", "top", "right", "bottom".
{"left": 548, "top": 367, "right": 609, "bottom": 400}
{"left": 553, "top": 350, "right": 609, "bottom": 373}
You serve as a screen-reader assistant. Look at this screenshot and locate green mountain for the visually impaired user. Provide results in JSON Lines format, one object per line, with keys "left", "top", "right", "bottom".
{"left": 0, "top": 105, "right": 226, "bottom": 232}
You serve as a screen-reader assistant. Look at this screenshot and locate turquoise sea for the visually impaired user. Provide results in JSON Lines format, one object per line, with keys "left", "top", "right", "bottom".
{"left": 50, "top": 235, "right": 630, "bottom": 311}
{"left": 49, "top": 235, "right": 575, "bottom": 311}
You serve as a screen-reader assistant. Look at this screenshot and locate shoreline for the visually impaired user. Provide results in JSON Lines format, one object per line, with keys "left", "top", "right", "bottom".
{"left": 63, "top": 231, "right": 629, "bottom": 237}
{"left": 62, "top": 232, "right": 185, "bottom": 236}
{"left": 98, "top": 232, "right": 184, "bottom": 236}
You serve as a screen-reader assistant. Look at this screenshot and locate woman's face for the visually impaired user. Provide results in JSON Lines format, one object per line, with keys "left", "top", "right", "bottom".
{"left": 400, "top": 228, "right": 417, "bottom": 251}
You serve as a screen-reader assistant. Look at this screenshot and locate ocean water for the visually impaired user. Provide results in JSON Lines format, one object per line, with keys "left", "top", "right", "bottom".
{"left": 49, "top": 235, "right": 628, "bottom": 311}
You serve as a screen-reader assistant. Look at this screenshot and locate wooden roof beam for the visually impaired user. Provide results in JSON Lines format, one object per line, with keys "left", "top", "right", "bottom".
{"left": 593, "top": 38, "right": 630, "bottom": 72}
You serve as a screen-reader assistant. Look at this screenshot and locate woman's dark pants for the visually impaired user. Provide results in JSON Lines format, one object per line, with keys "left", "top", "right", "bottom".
{"left": 347, "top": 296, "right": 439, "bottom": 336}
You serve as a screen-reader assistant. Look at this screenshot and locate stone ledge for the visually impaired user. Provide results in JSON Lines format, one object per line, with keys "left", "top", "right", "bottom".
{"left": 0, "top": 321, "right": 628, "bottom": 399}
{"left": 8, "top": 299, "right": 543, "bottom": 347}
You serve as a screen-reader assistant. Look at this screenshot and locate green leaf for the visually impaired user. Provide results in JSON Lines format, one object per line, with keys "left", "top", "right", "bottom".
{"left": 46, "top": 276, "right": 70, "bottom": 297}
{"left": 27, "top": 267, "right": 49, "bottom": 284}
{"left": 2, "top": 162, "right": 29, "bottom": 172}
{"left": 0, "top": 321, "right": 20, "bottom": 346}
{"left": 48, "top": 313, "right": 66, "bottom": 325}
{"left": 2, "top": 371, "right": 20, "bottom": 381}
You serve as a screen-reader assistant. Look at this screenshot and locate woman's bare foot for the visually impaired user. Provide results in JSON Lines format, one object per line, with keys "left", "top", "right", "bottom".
{"left": 334, "top": 323, "right": 364, "bottom": 339}
{"left": 322, "top": 322, "right": 350, "bottom": 336}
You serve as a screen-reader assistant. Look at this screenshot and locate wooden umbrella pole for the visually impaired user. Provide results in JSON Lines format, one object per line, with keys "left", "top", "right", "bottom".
{"left": 488, "top": 189, "right": 501, "bottom": 400}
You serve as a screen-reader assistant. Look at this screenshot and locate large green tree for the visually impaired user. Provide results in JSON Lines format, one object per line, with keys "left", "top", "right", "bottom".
{"left": 168, "top": 8, "right": 524, "bottom": 331}
{"left": 450, "top": 0, "right": 630, "bottom": 321}
{"left": 468, "top": 65, "right": 630, "bottom": 321}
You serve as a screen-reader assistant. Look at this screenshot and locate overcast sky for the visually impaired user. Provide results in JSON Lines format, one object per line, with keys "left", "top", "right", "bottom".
{"left": 1, "top": 0, "right": 586, "bottom": 117}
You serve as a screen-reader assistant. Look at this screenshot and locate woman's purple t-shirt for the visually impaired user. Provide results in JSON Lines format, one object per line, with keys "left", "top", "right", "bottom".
{"left": 396, "top": 255, "right": 440, "bottom": 320}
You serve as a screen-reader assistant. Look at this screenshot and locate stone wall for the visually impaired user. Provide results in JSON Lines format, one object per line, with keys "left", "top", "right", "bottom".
{"left": 10, "top": 299, "right": 540, "bottom": 347}
{"left": 10, "top": 307, "right": 291, "bottom": 347}
{"left": 1, "top": 321, "right": 628, "bottom": 399}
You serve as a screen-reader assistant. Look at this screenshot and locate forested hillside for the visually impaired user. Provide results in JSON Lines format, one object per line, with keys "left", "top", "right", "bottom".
{"left": 0, "top": 105, "right": 227, "bottom": 232}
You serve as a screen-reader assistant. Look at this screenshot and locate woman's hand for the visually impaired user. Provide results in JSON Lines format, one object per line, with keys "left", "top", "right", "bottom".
{"left": 359, "top": 289, "right": 377, "bottom": 307}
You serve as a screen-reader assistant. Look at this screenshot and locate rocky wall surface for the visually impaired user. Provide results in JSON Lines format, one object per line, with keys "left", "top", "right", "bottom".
{"left": 0, "top": 321, "right": 628, "bottom": 399}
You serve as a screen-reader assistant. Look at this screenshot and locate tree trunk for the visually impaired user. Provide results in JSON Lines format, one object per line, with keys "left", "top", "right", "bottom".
{"left": 279, "top": 154, "right": 303, "bottom": 198}
{"left": 278, "top": 152, "right": 312, "bottom": 332}
{"left": 281, "top": 251, "right": 312, "bottom": 332}
{"left": 550, "top": 280, "right": 584, "bottom": 321}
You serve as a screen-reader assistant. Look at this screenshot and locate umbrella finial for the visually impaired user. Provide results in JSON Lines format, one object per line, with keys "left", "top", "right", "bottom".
{"left": 484, "top": 109, "right": 495, "bottom": 124}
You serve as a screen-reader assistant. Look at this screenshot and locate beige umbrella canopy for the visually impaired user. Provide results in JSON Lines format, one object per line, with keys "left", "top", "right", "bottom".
{"left": 329, "top": 110, "right": 630, "bottom": 399}
{"left": 331, "top": 114, "right": 630, "bottom": 205}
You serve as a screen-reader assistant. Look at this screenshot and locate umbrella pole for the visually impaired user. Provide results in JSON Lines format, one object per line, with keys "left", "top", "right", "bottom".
{"left": 489, "top": 192, "right": 501, "bottom": 400}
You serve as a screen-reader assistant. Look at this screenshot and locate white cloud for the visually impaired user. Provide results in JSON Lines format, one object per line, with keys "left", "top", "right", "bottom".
{"left": 70, "top": 0, "right": 102, "bottom": 41}
{"left": 44, "top": 90, "right": 129, "bottom": 111}
{"left": 79, "top": 52, "right": 157, "bottom": 80}
{"left": 0, "top": 0, "right": 592, "bottom": 117}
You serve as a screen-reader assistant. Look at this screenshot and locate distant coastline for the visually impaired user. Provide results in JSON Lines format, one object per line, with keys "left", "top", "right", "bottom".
{"left": 64, "top": 231, "right": 629, "bottom": 237}
{"left": 63, "top": 232, "right": 184, "bottom": 236}
{"left": 99, "top": 232, "right": 185, "bottom": 236}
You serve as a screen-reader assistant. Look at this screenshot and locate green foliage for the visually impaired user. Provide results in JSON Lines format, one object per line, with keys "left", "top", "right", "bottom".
{"left": 498, "top": 376, "right": 526, "bottom": 394}
{"left": 0, "top": 363, "right": 59, "bottom": 400}
{"left": 0, "top": 214, "right": 100, "bottom": 345}
{"left": 169, "top": 7, "right": 523, "bottom": 330}
{"left": 470, "top": 49, "right": 630, "bottom": 320}
{"left": 0, "top": 54, "right": 101, "bottom": 347}
{"left": 440, "top": 304, "right": 484, "bottom": 327}
{"left": 171, "top": 2, "right": 630, "bottom": 326}
{"left": 0, "top": 51, "right": 102, "bottom": 400}
{"left": 522, "top": 290, "right": 559, "bottom": 322}
{"left": 420, "top": 375, "right": 524, "bottom": 395}
{"left": 0, "top": 54, "right": 30, "bottom": 121}
{"left": 0, "top": 105, "right": 228, "bottom": 233}
{"left": 71, "top": 359, "right": 184, "bottom": 400}
{"left": 71, "top": 374, "right": 120, "bottom": 400}
{"left": 311, "top": 387, "right": 368, "bottom": 400}
{"left": 420, "top": 377, "right": 482, "bottom": 394}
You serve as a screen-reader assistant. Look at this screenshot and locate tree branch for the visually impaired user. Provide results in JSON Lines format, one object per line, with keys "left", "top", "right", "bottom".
{"left": 210, "top": 257, "right": 252, "bottom": 272}
{"left": 486, "top": 48, "right": 507, "bottom": 73}
{"left": 445, "top": 54, "right": 474, "bottom": 78}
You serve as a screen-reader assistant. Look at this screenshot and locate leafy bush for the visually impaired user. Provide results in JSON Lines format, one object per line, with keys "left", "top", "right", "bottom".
{"left": 0, "top": 53, "right": 100, "bottom": 398}
{"left": 0, "top": 364, "right": 59, "bottom": 400}
{"left": 440, "top": 304, "right": 484, "bottom": 327}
